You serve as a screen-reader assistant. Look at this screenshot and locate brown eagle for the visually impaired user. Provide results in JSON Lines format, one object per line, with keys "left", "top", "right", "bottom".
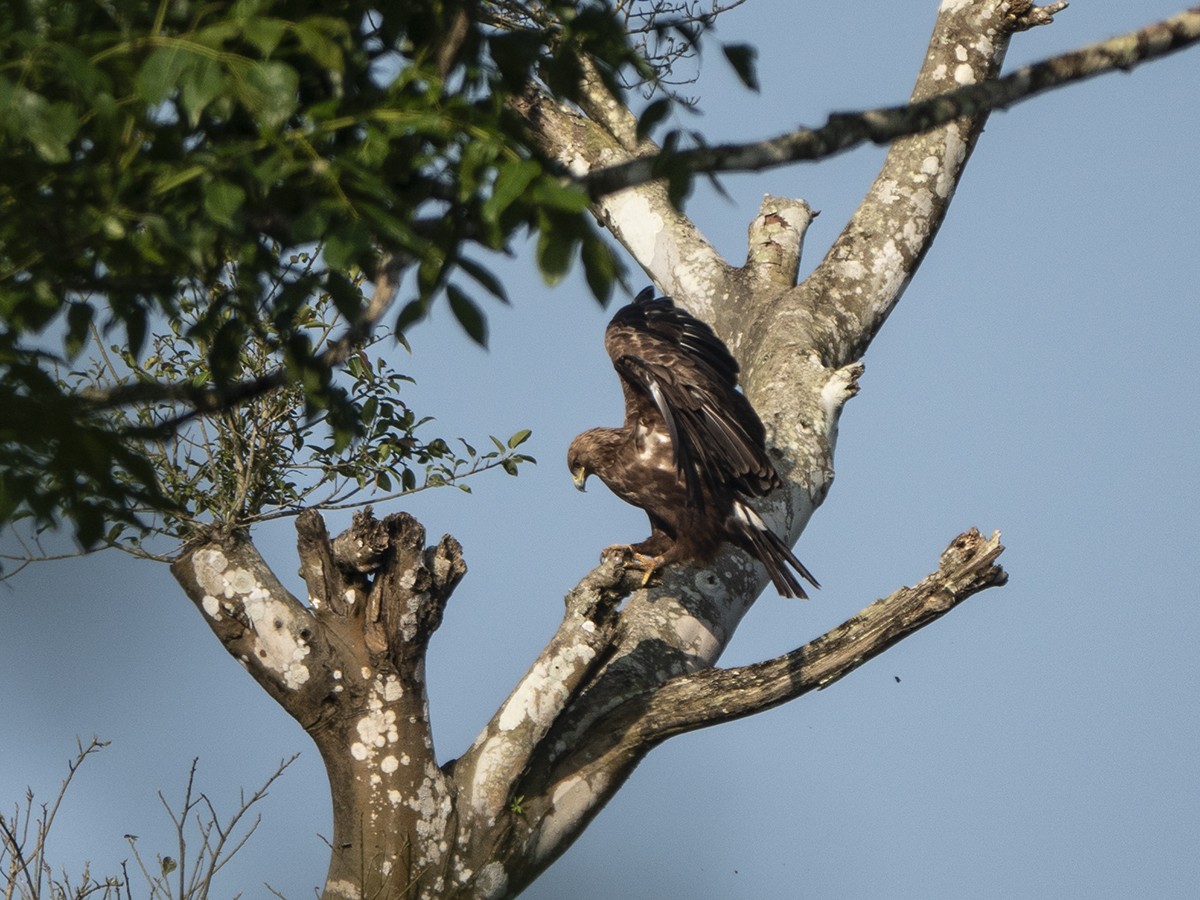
{"left": 567, "top": 287, "right": 818, "bottom": 598}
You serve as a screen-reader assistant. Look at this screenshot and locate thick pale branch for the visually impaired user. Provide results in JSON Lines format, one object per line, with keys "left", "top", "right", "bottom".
{"left": 640, "top": 529, "right": 1007, "bottom": 740}
{"left": 509, "top": 85, "right": 733, "bottom": 311}
{"left": 740, "top": 195, "right": 816, "bottom": 294}
{"left": 505, "top": 533, "right": 1004, "bottom": 885}
{"left": 739, "top": 0, "right": 1023, "bottom": 515}
{"left": 579, "top": 6, "right": 1200, "bottom": 196}
{"left": 454, "top": 558, "right": 629, "bottom": 824}
{"left": 170, "top": 533, "right": 331, "bottom": 722}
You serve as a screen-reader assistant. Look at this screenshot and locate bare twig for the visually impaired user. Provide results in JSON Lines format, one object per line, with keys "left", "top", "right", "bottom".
{"left": 579, "top": 7, "right": 1200, "bottom": 195}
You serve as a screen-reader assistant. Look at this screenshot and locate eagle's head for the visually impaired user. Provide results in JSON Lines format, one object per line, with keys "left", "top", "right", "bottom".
{"left": 566, "top": 434, "right": 592, "bottom": 491}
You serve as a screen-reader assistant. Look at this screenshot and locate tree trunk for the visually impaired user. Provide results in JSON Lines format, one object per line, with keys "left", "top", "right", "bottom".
{"left": 162, "top": 1, "right": 1121, "bottom": 895}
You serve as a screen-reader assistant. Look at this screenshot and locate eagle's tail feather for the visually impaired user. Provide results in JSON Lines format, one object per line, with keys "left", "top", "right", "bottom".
{"left": 730, "top": 500, "right": 819, "bottom": 600}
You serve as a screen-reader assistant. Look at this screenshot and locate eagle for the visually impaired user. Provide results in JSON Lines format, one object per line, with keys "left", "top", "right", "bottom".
{"left": 567, "top": 287, "right": 818, "bottom": 598}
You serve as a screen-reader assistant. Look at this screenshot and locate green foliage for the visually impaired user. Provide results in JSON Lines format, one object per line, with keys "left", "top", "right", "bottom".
{"left": 54, "top": 261, "right": 537, "bottom": 552}
{"left": 0, "top": 0, "right": 646, "bottom": 542}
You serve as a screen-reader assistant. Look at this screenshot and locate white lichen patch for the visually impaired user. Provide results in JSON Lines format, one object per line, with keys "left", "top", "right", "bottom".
{"left": 381, "top": 674, "right": 403, "bottom": 702}
{"left": 954, "top": 63, "right": 975, "bottom": 85}
{"left": 193, "top": 549, "right": 313, "bottom": 689}
{"left": 532, "top": 776, "right": 602, "bottom": 864}
{"left": 496, "top": 646, "right": 594, "bottom": 733}
{"left": 820, "top": 362, "right": 862, "bottom": 428}
{"left": 356, "top": 703, "right": 399, "bottom": 750}
{"left": 469, "top": 735, "right": 519, "bottom": 814}
{"left": 474, "top": 862, "right": 509, "bottom": 900}
{"left": 936, "top": 125, "right": 966, "bottom": 199}
{"left": 670, "top": 609, "right": 721, "bottom": 663}
{"left": 381, "top": 755, "right": 399, "bottom": 774}
{"left": 242, "top": 590, "right": 312, "bottom": 689}
{"left": 835, "top": 258, "right": 868, "bottom": 282}
{"left": 404, "top": 764, "right": 453, "bottom": 869}
{"left": 601, "top": 190, "right": 664, "bottom": 270}
{"left": 871, "top": 238, "right": 905, "bottom": 287}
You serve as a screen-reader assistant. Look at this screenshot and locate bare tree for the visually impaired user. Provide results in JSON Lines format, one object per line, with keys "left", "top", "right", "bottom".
{"left": 157, "top": 1, "right": 1199, "bottom": 897}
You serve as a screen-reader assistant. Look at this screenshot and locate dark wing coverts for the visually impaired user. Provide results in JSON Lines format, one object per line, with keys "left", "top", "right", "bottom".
{"left": 568, "top": 287, "right": 818, "bottom": 598}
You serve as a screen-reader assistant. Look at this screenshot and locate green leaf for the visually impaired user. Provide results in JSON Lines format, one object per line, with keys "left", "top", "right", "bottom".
{"left": 536, "top": 225, "right": 577, "bottom": 286}
{"left": 447, "top": 285, "right": 487, "bottom": 347}
{"left": 507, "top": 429, "right": 532, "bottom": 449}
{"left": 136, "top": 47, "right": 193, "bottom": 104}
{"left": 489, "top": 30, "right": 544, "bottom": 89}
{"left": 483, "top": 159, "right": 540, "bottom": 224}
{"left": 64, "top": 302, "right": 94, "bottom": 360}
{"left": 323, "top": 221, "right": 372, "bottom": 271}
{"left": 242, "top": 17, "right": 288, "bottom": 56}
{"left": 581, "top": 233, "right": 619, "bottom": 305}
{"left": 395, "top": 299, "right": 427, "bottom": 334}
{"left": 179, "top": 55, "right": 224, "bottom": 126}
{"left": 239, "top": 61, "right": 299, "bottom": 130}
{"left": 8, "top": 88, "right": 79, "bottom": 163}
{"left": 529, "top": 178, "right": 590, "bottom": 214}
{"left": 324, "top": 272, "right": 364, "bottom": 321}
{"left": 636, "top": 97, "right": 671, "bottom": 141}
{"left": 722, "top": 43, "right": 760, "bottom": 92}
{"left": 202, "top": 180, "right": 246, "bottom": 227}
{"left": 457, "top": 257, "right": 510, "bottom": 305}
{"left": 292, "top": 19, "right": 349, "bottom": 72}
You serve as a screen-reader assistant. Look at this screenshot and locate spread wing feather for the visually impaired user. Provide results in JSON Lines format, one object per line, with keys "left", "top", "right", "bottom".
{"left": 570, "top": 286, "right": 818, "bottom": 598}
{"left": 606, "top": 290, "right": 779, "bottom": 506}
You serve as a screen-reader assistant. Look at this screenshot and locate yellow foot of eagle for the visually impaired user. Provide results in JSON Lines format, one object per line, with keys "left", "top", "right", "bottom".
{"left": 600, "top": 544, "right": 664, "bottom": 586}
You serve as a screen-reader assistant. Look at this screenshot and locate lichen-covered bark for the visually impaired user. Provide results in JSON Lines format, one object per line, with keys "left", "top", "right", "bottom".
{"left": 474, "top": 1, "right": 1038, "bottom": 885}
{"left": 163, "top": 2, "right": 1176, "bottom": 897}
{"left": 173, "top": 510, "right": 466, "bottom": 898}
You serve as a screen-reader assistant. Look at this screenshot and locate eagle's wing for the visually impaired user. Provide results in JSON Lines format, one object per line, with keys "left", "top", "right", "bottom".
{"left": 605, "top": 290, "right": 779, "bottom": 506}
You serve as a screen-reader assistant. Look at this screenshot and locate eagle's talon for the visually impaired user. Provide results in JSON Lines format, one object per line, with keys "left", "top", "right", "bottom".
{"left": 599, "top": 544, "right": 663, "bottom": 586}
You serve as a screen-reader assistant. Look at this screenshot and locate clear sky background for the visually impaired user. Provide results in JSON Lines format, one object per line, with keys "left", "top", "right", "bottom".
{"left": 3, "top": 2, "right": 1199, "bottom": 898}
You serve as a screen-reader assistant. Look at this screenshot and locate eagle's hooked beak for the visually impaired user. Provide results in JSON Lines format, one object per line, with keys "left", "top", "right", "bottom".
{"left": 571, "top": 467, "right": 588, "bottom": 492}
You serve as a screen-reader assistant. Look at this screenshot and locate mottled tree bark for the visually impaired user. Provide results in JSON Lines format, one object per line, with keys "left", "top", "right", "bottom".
{"left": 163, "top": 2, "right": 1199, "bottom": 897}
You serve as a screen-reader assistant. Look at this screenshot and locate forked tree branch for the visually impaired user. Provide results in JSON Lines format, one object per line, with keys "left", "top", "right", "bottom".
{"left": 580, "top": 5, "right": 1200, "bottom": 196}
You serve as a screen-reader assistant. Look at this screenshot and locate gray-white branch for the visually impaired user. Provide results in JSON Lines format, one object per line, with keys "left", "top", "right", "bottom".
{"left": 580, "top": 6, "right": 1200, "bottom": 196}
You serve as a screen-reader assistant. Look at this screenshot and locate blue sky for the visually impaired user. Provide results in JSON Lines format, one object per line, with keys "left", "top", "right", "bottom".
{"left": 3, "top": 2, "right": 1199, "bottom": 897}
